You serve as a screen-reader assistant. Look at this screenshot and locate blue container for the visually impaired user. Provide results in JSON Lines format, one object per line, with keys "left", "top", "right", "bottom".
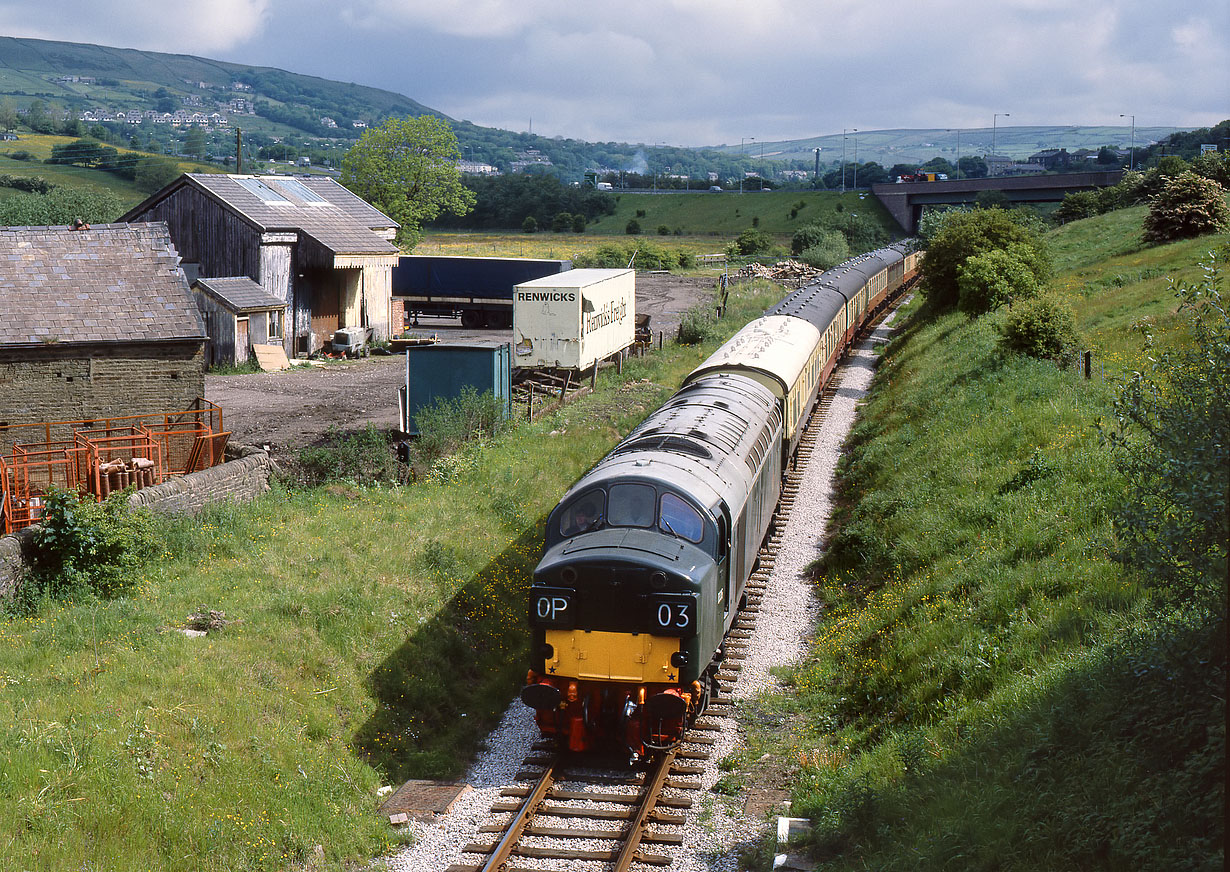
{"left": 401, "top": 342, "right": 512, "bottom": 435}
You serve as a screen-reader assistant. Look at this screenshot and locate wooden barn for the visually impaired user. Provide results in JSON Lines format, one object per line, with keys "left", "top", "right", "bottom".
{"left": 192, "top": 276, "right": 287, "bottom": 367}
{"left": 0, "top": 222, "right": 206, "bottom": 447}
{"left": 121, "top": 174, "right": 400, "bottom": 357}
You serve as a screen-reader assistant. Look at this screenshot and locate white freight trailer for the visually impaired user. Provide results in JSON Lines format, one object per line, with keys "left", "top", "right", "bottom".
{"left": 512, "top": 268, "right": 636, "bottom": 370}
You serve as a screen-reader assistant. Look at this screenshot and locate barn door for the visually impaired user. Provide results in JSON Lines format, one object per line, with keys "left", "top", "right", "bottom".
{"left": 309, "top": 270, "right": 341, "bottom": 349}
{"left": 236, "top": 318, "right": 250, "bottom": 362}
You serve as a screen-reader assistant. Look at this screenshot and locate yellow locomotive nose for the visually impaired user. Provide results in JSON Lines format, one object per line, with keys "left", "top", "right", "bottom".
{"left": 544, "top": 629, "right": 680, "bottom": 682}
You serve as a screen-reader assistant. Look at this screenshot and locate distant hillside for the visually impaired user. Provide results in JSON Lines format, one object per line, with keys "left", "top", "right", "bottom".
{"left": 0, "top": 36, "right": 1205, "bottom": 185}
{"left": 718, "top": 125, "right": 1183, "bottom": 166}
{"left": 0, "top": 36, "right": 439, "bottom": 139}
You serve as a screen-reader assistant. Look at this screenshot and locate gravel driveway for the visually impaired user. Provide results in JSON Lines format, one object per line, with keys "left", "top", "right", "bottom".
{"left": 206, "top": 274, "right": 721, "bottom": 457}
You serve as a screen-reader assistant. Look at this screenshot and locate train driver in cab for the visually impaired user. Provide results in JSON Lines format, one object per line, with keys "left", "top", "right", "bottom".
{"left": 561, "top": 490, "right": 604, "bottom": 537}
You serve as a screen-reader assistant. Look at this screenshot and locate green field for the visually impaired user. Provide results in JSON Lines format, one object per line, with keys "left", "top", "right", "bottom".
{"left": 0, "top": 133, "right": 219, "bottom": 214}
{"left": 586, "top": 188, "right": 899, "bottom": 241}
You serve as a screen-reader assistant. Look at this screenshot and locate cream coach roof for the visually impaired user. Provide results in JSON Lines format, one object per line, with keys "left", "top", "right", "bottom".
{"left": 684, "top": 315, "right": 822, "bottom": 399}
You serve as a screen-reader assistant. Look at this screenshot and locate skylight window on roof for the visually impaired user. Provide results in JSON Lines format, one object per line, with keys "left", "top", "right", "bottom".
{"left": 268, "top": 178, "right": 330, "bottom": 204}
{"left": 235, "top": 178, "right": 292, "bottom": 204}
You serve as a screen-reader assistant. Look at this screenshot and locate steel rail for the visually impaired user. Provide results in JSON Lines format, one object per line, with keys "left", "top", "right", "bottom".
{"left": 476, "top": 757, "right": 557, "bottom": 872}
{"left": 612, "top": 747, "right": 678, "bottom": 872}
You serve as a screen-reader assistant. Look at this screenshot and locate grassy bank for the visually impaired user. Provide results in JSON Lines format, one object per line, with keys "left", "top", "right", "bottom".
{"left": 738, "top": 212, "right": 1226, "bottom": 868}
{"left": 0, "top": 279, "right": 783, "bottom": 871}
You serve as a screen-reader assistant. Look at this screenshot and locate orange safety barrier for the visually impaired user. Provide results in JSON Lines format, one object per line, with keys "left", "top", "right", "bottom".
{"left": 0, "top": 400, "right": 230, "bottom": 535}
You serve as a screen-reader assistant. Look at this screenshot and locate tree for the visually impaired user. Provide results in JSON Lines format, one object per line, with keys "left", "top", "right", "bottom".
{"left": 975, "top": 189, "right": 1011, "bottom": 210}
{"left": 957, "top": 155, "right": 988, "bottom": 178}
{"left": 1142, "top": 171, "right": 1230, "bottom": 243}
{"left": 133, "top": 156, "right": 181, "bottom": 194}
{"left": 184, "top": 127, "right": 207, "bottom": 160}
{"left": 920, "top": 157, "right": 955, "bottom": 176}
{"left": 798, "top": 230, "right": 850, "bottom": 270}
{"left": 921, "top": 208, "right": 1050, "bottom": 310}
{"left": 0, "top": 98, "right": 17, "bottom": 132}
{"left": 956, "top": 245, "right": 1042, "bottom": 316}
{"left": 341, "top": 115, "right": 475, "bottom": 249}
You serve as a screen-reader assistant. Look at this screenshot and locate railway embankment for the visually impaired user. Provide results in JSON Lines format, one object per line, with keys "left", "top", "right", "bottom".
{"left": 734, "top": 206, "right": 1225, "bottom": 869}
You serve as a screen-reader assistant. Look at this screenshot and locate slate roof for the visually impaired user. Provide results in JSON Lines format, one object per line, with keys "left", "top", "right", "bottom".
{"left": 193, "top": 276, "right": 286, "bottom": 313}
{"left": 122, "top": 173, "right": 400, "bottom": 257}
{"left": 0, "top": 222, "right": 206, "bottom": 346}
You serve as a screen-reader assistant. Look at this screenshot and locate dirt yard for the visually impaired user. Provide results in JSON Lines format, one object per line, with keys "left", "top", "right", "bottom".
{"left": 205, "top": 274, "right": 722, "bottom": 458}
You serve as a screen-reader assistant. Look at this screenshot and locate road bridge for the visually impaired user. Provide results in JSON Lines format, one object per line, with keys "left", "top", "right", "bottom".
{"left": 872, "top": 171, "right": 1123, "bottom": 232}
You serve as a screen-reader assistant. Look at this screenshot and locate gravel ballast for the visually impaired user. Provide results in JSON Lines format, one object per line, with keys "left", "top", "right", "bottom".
{"left": 382, "top": 307, "right": 903, "bottom": 871}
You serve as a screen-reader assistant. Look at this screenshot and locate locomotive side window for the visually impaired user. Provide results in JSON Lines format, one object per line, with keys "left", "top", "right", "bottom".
{"left": 659, "top": 493, "right": 704, "bottom": 542}
{"left": 608, "top": 483, "right": 656, "bottom": 527}
{"left": 560, "top": 489, "right": 605, "bottom": 537}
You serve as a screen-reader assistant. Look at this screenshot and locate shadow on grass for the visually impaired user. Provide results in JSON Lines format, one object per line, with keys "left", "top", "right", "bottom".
{"left": 351, "top": 523, "right": 544, "bottom": 783}
{"left": 801, "top": 614, "right": 1225, "bottom": 871}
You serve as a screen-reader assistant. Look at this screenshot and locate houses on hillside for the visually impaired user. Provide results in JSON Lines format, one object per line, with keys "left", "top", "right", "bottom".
{"left": 120, "top": 173, "right": 401, "bottom": 357}
{"left": 0, "top": 222, "right": 207, "bottom": 438}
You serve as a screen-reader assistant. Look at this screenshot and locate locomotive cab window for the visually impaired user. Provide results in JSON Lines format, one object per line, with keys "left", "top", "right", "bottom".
{"left": 659, "top": 493, "right": 704, "bottom": 543}
{"left": 560, "top": 489, "right": 605, "bottom": 537}
{"left": 608, "top": 483, "right": 656, "bottom": 527}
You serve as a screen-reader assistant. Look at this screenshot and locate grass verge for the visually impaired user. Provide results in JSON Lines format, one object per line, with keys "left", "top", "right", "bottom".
{"left": 0, "top": 278, "right": 785, "bottom": 871}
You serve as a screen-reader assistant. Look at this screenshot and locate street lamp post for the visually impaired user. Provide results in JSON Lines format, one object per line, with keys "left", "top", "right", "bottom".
{"left": 949, "top": 128, "right": 961, "bottom": 179}
{"left": 992, "top": 113, "right": 1010, "bottom": 172}
{"left": 813, "top": 147, "right": 820, "bottom": 182}
{"left": 842, "top": 128, "right": 856, "bottom": 193}
{"left": 853, "top": 130, "right": 859, "bottom": 190}
{"left": 1120, "top": 114, "right": 1136, "bottom": 171}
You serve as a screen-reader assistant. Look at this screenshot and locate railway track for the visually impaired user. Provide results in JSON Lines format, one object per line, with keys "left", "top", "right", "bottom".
{"left": 445, "top": 297, "right": 905, "bottom": 872}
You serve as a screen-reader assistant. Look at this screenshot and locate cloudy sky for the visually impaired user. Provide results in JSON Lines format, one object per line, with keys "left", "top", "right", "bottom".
{"left": 1, "top": 0, "right": 1226, "bottom": 146}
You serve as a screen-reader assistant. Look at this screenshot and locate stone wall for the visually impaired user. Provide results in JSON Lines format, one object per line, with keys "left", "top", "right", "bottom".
{"left": 0, "top": 342, "right": 205, "bottom": 449}
{"left": 125, "top": 445, "right": 271, "bottom": 515}
{"left": 0, "top": 446, "right": 271, "bottom": 598}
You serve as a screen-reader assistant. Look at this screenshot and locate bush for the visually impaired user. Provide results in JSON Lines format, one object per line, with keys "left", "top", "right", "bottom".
{"left": 676, "top": 304, "right": 718, "bottom": 344}
{"left": 550, "top": 211, "right": 573, "bottom": 232}
{"left": 922, "top": 208, "right": 1050, "bottom": 310}
{"left": 411, "top": 387, "right": 510, "bottom": 468}
{"left": 298, "top": 424, "right": 406, "bottom": 486}
{"left": 1054, "top": 190, "right": 1101, "bottom": 223}
{"left": 657, "top": 224, "right": 670, "bottom": 235}
{"left": 625, "top": 218, "right": 642, "bottom": 235}
{"left": 1101, "top": 248, "right": 1229, "bottom": 611}
{"left": 791, "top": 222, "right": 828, "bottom": 256}
{"left": 17, "top": 490, "right": 158, "bottom": 609}
{"left": 571, "top": 213, "right": 587, "bottom": 233}
{"left": 957, "top": 246, "right": 1042, "bottom": 316}
{"left": 799, "top": 230, "right": 850, "bottom": 270}
{"left": 997, "top": 294, "right": 1078, "bottom": 359}
{"left": 1190, "top": 150, "right": 1230, "bottom": 188}
{"left": 1141, "top": 171, "right": 1230, "bottom": 243}
{"left": 520, "top": 215, "right": 537, "bottom": 233}
{"left": 732, "top": 227, "right": 773, "bottom": 256}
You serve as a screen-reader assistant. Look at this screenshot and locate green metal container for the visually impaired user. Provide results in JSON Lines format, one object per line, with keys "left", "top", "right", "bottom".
{"left": 399, "top": 342, "right": 512, "bottom": 435}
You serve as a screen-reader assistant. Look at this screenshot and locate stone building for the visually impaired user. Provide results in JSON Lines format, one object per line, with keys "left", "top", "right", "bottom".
{"left": 0, "top": 222, "right": 206, "bottom": 449}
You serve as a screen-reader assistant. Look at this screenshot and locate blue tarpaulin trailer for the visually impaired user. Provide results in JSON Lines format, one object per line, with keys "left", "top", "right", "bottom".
{"left": 392, "top": 255, "right": 571, "bottom": 329}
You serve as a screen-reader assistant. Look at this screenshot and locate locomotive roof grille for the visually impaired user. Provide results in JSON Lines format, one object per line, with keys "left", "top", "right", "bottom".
{"left": 614, "top": 434, "right": 713, "bottom": 458}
